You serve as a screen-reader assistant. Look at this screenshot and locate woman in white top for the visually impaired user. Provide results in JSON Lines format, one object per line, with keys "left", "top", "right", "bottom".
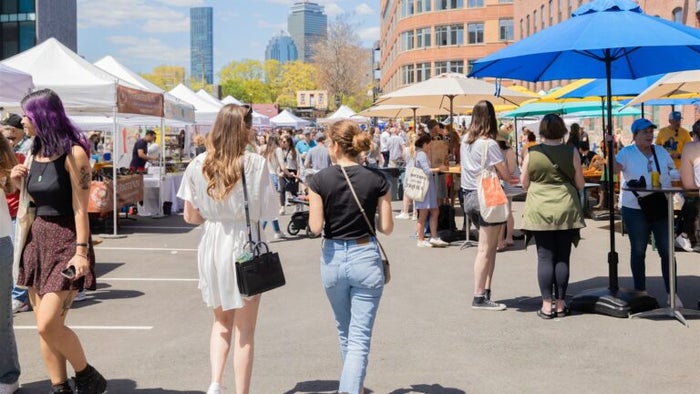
{"left": 177, "top": 104, "right": 279, "bottom": 394}
{"left": 460, "top": 100, "right": 511, "bottom": 311}
{"left": 276, "top": 134, "right": 301, "bottom": 215}
{"left": 0, "top": 134, "right": 20, "bottom": 394}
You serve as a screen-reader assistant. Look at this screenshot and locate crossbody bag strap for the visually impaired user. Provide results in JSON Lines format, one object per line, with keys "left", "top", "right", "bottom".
{"left": 19, "top": 155, "right": 34, "bottom": 216}
{"left": 338, "top": 165, "right": 389, "bottom": 261}
{"left": 534, "top": 145, "right": 577, "bottom": 187}
{"left": 651, "top": 145, "right": 661, "bottom": 172}
{"left": 240, "top": 155, "right": 259, "bottom": 246}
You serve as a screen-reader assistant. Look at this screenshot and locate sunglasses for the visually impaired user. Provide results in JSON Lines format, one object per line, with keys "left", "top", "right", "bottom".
{"left": 241, "top": 104, "right": 252, "bottom": 118}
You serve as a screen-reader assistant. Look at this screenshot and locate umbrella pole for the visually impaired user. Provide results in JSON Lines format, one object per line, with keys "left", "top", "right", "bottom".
{"left": 448, "top": 95, "right": 455, "bottom": 127}
{"left": 513, "top": 118, "right": 519, "bottom": 160}
{"left": 570, "top": 55, "right": 657, "bottom": 317}
{"left": 641, "top": 103, "right": 645, "bottom": 118}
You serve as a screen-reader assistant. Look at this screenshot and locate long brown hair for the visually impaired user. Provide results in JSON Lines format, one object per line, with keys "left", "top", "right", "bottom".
{"left": 329, "top": 120, "right": 372, "bottom": 158}
{"left": 263, "top": 134, "right": 280, "bottom": 160}
{"left": 466, "top": 100, "right": 498, "bottom": 144}
{"left": 203, "top": 104, "right": 252, "bottom": 201}
{"left": 0, "top": 134, "right": 18, "bottom": 193}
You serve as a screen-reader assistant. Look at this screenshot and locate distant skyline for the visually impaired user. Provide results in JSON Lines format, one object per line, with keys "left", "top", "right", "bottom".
{"left": 76, "top": 0, "right": 379, "bottom": 79}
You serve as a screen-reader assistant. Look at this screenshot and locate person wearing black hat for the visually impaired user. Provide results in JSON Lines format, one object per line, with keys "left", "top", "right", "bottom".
{"left": 1, "top": 113, "right": 31, "bottom": 155}
{"left": 129, "top": 129, "right": 157, "bottom": 172}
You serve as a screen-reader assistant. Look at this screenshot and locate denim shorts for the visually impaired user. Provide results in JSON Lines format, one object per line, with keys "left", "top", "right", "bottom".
{"left": 461, "top": 189, "right": 505, "bottom": 228}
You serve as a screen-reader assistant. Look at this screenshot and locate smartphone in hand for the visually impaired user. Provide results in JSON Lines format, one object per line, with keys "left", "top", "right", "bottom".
{"left": 61, "top": 266, "right": 76, "bottom": 279}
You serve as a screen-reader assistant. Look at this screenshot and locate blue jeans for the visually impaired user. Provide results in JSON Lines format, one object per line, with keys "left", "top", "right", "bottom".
{"left": 321, "top": 238, "right": 384, "bottom": 394}
{"left": 9, "top": 218, "right": 27, "bottom": 303}
{"left": 261, "top": 174, "right": 281, "bottom": 233}
{"left": 0, "top": 236, "right": 21, "bottom": 384}
{"left": 621, "top": 207, "right": 673, "bottom": 292}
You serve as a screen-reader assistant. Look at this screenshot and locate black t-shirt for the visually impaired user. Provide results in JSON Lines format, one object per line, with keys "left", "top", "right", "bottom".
{"left": 130, "top": 138, "right": 149, "bottom": 169}
{"left": 307, "top": 164, "right": 389, "bottom": 240}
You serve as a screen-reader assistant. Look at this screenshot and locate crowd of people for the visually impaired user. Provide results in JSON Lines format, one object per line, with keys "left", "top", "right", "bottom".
{"left": 3, "top": 87, "right": 700, "bottom": 394}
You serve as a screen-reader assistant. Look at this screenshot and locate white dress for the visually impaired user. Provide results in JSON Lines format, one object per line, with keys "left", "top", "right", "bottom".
{"left": 177, "top": 152, "right": 280, "bottom": 310}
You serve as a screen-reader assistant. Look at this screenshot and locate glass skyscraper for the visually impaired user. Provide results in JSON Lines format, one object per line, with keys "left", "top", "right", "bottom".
{"left": 287, "top": 1, "right": 327, "bottom": 63}
{"left": 190, "top": 7, "right": 213, "bottom": 84}
{"left": 1, "top": 0, "right": 77, "bottom": 60}
{"left": 265, "top": 31, "right": 298, "bottom": 64}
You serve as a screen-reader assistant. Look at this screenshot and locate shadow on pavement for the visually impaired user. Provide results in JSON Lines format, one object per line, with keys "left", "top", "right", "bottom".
{"left": 389, "top": 383, "right": 466, "bottom": 394}
{"left": 71, "top": 283, "right": 145, "bottom": 309}
{"left": 19, "top": 379, "right": 203, "bottom": 393}
{"left": 283, "top": 379, "right": 344, "bottom": 394}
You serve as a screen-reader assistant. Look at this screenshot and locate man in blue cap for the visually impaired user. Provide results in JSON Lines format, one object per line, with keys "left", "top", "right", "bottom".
{"left": 656, "top": 111, "right": 691, "bottom": 170}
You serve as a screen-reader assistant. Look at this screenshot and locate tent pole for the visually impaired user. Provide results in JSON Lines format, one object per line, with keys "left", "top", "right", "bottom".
{"left": 111, "top": 107, "right": 118, "bottom": 236}
{"left": 412, "top": 107, "right": 417, "bottom": 134}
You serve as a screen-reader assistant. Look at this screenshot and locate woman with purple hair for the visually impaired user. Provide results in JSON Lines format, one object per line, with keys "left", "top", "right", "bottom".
{"left": 10, "top": 89, "right": 106, "bottom": 394}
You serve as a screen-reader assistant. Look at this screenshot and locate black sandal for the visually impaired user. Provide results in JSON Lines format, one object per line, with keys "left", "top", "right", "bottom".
{"left": 537, "top": 309, "right": 556, "bottom": 320}
{"left": 556, "top": 307, "right": 571, "bottom": 317}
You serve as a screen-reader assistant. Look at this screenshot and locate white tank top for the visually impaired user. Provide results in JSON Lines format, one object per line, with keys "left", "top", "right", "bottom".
{"left": 694, "top": 161, "right": 700, "bottom": 188}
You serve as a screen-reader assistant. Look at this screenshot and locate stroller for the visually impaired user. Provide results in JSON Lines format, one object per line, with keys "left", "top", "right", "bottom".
{"left": 286, "top": 196, "right": 319, "bottom": 238}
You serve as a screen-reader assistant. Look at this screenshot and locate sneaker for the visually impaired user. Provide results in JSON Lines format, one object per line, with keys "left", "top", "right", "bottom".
{"left": 73, "top": 364, "right": 106, "bottom": 394}
{"left": 417, "top": 240, "right": 432, "bottom": 248}
{"left": 49, "top": 381, "right": 72, "bottom": 393}
{"left": 0, "top": 381, "right": 19, "bottom": 394}
{"left": 667, "top": 294, "right": 684, "bottom": 308}
{"left": 675, "top": 234, "right": 693, "bottom": 252}
{"left": 11, "top": 299, "right": 30, "bottom": 313}
{"left": 278, "top": 207, "right": 286, "bottom": 216}
{"left": 207, "top": 383, "right": 223, "bottom": 394}
{"left": 395, "top": 212, "right": 410, "bottom": 219}
{"left": 73, "top": 290, "right": 87, "bottom": 302}
{"left": 429, "top": 237, "right": 449, "bottom": 247}
{"left": 274, "top": 231, "right": 287, "bottom": 240}
{"left": 411, "top": 213, "right": 417, "bottom": 220}
{"left": 472, "top": 296, "right": 507, "bottom": 311}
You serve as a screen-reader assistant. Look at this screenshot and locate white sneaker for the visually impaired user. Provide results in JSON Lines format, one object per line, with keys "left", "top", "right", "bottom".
{"left": 411, "top": 213, "right": 417, "bottom": 220}
{"left": 0, "top": 381, "right": 19, "bottom": 394}
{"left": 675, "top": 234, "right": 693, "bottom": 252}
{"left": 74, "top": 290, "right": 87, "bottom": 302}
{"left": 278, "top": 207, "right": 286, "bottom": 216}
{"left": 429, "top": 237, "right": 449, "bottom": 247}
{"left": 274, "top": 231, "right": 287, "bottom": 240}
{"left": 667, "top": 294, "right": 684, "bottom": 308}
{"left": 11, "top": 299, "right": 30, "bottom": 313}
{"left": 207, "top": 382, "right": 224, "bottom": 394}
{"left": 417, "top": 240, "right": 432, "bottom": 248}
{"left": 395, "top": 212, "right": 410, "bottom": 219}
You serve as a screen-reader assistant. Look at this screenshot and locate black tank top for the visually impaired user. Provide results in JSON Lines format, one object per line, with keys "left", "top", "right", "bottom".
{"left": 27, "top": 154, "right": 74, "bottom": 216}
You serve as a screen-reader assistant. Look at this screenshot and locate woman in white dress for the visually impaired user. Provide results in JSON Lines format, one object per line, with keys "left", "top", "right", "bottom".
{"left": 177, "top": 104, "right": 279, "bottom": 394}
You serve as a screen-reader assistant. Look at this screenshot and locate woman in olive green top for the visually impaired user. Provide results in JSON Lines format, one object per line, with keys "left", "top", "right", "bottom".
{"left": 521, "top": 114, "right": 585, "bottom": 319}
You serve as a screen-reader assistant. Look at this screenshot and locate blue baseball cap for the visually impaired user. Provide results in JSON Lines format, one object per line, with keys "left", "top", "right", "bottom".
{"left": 669, "top": 111, "right": 682, "bottom": 120}
{"left": 631, "top": 118, "right": 657, "bottom": 134}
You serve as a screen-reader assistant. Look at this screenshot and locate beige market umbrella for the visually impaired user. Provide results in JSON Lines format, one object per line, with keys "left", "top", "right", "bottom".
{"left": 374, "top": 73, "right": 536, "bottom": 124}
{"left": 625, "top": 69, "right": 700, "bottom": 106}
{"left": 358, "top": 104, "right": 450, "bottom": 118}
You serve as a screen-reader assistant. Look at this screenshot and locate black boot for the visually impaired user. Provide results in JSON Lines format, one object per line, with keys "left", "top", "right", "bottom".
{"left": 49, "top": 381, "right": 73, "bottom": 393}
{"left": 73, "top": 364, "right": 107, "bottom": 394}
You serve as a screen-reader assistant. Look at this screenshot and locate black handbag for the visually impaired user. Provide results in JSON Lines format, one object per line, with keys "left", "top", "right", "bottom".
{"left": 235, "top": 161, "right": 286, "bottom": 296}
{"left": 630, "top": 147, "right": 668, "bottom": 222}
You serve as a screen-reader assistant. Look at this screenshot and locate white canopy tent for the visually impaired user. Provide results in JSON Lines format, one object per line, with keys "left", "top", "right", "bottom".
{"left": 0, "top": 63, "right": 33, "bottom": 105}
{"left": 319, "top": 104, "right": 370, "bottom": 124}
{"left": 2, "top": 38, "right": 165, "bottom": 236}
{"left": 168, "top": 84, "right": 221, "bottom": 129}
{"left": 196, "top": 90, "right": 270, "bottom": 127}
{"left": 222, "top": 95, "right": 243, "bottom": 105}
{"left": 270, "top": 109, "right": 311, "bottom": 128}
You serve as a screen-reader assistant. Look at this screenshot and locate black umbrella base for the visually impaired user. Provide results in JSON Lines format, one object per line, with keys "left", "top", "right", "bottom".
{"left": 570, "top": 287, "right": 659, "bottom": 318}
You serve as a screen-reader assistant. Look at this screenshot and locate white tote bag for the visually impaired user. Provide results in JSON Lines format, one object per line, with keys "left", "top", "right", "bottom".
{"left": 477, "top": 142, "right": 508, "bottom": 223}
{"left": 403, "top": 166, "right": 429, "bottom": 202}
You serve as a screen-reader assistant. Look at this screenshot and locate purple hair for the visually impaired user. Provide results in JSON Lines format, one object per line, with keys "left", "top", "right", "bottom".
{"left": 22, "top": 89, "right": 89, "bottom": 157}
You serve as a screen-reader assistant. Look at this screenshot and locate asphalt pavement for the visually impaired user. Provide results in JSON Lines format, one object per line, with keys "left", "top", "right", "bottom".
{"left": 11, "top": 200, "right": 700, "bottom": 393}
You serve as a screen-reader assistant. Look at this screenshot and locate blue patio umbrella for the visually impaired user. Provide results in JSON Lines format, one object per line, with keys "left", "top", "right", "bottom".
{"left": 559, "top": 75, "right": 663, "bottom": 99}
{"left": 470, "top": 0, "right": 700, "bottom": 318}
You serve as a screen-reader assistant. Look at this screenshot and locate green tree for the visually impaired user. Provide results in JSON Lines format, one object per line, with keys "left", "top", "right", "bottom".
{"left": 277, "top": 61, "right": 319, "bottom": 107}
{"left": 141, "top": 65, "right": 185, "bottom": 91}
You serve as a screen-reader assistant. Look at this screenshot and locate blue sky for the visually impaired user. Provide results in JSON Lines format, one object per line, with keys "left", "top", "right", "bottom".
{"left": 77, "top": 0, "right": 379, "bottom": 79}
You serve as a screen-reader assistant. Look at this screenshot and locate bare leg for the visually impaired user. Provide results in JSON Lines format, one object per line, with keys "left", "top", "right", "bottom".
{"left": 428, "top": 207, "right": 439, "bottom": 238}
{"left": 232, "top": 295, "right": 261, "bottom": 394}
{"left": 210, "top": 307, "right": 235, "bottom": 385}
{"left": 416, "top": 209, "right": 427, "bottom": 241}
{"left": 474, "top": 225, "right": 502, "bottom": 295}
{"left": 29, "top": 288, "right": 88, "bottom": 385}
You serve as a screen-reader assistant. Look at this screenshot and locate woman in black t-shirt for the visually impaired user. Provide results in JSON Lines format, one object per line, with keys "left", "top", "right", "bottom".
{"left": 307, "top": 120, "right": 393, "bottom": 394}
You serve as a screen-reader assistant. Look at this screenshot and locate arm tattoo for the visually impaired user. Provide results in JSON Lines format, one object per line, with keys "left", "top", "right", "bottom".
{"left": 79, "top": 166, "right": 91, "bottom": 190}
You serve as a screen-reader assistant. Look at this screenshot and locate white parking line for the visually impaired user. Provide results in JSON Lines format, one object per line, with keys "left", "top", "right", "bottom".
{"left": 101, "top": 278, "right": 198, "bottom": 282}
{"left": 95, "top": 247, "right": 197, "bottom": 252}
{"left": 15, "top": 325, "right": 153, "bottom": 330}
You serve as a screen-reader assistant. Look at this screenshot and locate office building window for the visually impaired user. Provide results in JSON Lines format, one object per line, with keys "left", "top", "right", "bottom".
{"left": 519, "top": 19, "right": 523, "bottom": 39}
{"left": 416, "top": 0, "right": 431, "bottom": 12}
{"left": 416, "top": 27, "right": 431, "bottom": 48}
{"left": 436, "top": 0, "right": 463, "bottom": 11}
{"left": 541, "top": 5, "right": 545, "bottom": 29}
{"left": 673, "top": 7, "right": 683, "bottom": 23}
{"left": 526, "top": 15, "right": 530, "bottom": 36}
{"left": 435, "top": 60, "right": 463, "bottom": 74}
{"left": 402, "top": 64, "right": 415, "bottom": 84}
{"left": 416, "top": 62, "right": 431, "bottom": 82}
{"left": 401, "top": 0, "right": 414, "bottom": 17}
{"left": 548, "top": 0, "right": 553, "bottom": 26}
{"left": 400, "top": 30, "right": 414, "bottom": 50}
{"left": 568, "top": 0, "right": 573, "bottom": 15}
{"left": 467, "top": 0, "right": 483, "bottom": 7}
{"left": 467, "top": 22, "right": 483, "bottom": 44}
{"left": 435, "top": 24, "right": 463, "bottom": 46}
{"left": 558, "top": 0, "right": 562, "bottom": 22}
{"left": 498, "top": 0, "right": 513, "bottom": 3}
{"left": 533, "top": 10, "right": 537, "bottom": 33}
{"left": 499, "top": 19, "right": 513, "bottom": 41}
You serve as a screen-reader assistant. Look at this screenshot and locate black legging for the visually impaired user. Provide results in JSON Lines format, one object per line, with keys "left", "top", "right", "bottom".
{"left": 534, "top": 230, "right": 576, "bottom": 300}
